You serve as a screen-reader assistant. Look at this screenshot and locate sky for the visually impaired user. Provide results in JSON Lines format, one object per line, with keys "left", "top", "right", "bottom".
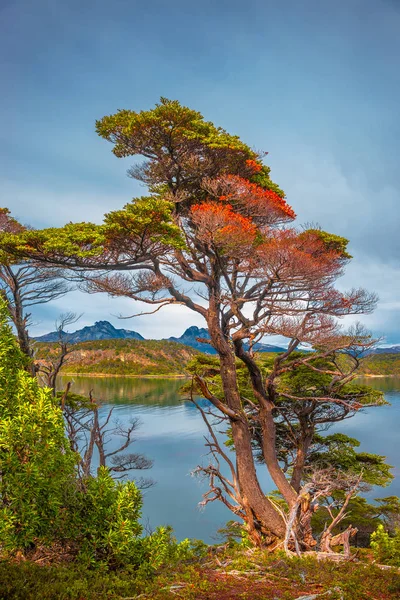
{"left": 1, "top": 0, "right": 399, "bottom": 343}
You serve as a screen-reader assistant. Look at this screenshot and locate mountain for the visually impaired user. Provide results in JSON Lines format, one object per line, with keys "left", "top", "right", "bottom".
{"left": 35, "top": 321, "right": 285, "bottom": 353}
{"left": 166, "top": 326, "right": 285, "bottom": 354}
{"left": 373, "top": 346, "right": 400, "bottom": 354}
{"left": 35, "top": 320, "right": 145, "bottom": 344}
{"left": 167, "top": 326, "right": 212, "bottom": 352}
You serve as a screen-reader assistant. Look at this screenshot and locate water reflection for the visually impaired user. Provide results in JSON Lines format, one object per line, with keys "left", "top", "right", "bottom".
{"left": 59, "top": 375, "right": 400, "bottom": 542}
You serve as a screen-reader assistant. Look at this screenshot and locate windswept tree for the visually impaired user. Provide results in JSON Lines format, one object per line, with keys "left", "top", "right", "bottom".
{"left": 0, "top": 98, "right": 379, "bottom": 547}
{"left": 0, "top": 208, "right": 68, "bottom": 370}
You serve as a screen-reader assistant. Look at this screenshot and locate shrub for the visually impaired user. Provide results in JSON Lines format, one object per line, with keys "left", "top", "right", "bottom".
{"left": 0, "top": 301, "right": 144, "bottom": 568}
{"left": 64, "top": 467, "right": 144, "bottom": 567}
{"left": 370, "top": 524, "right": 400, "bottom": 566}
{"left": 0, "top": 302, "right": 77, "bottom": 552}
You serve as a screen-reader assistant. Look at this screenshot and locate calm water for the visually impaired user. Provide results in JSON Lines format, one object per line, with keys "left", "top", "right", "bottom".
{"left": 59, "top": 375, "right": 400, "bottom": 543}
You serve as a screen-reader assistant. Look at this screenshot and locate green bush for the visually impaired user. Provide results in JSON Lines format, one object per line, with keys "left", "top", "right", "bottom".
{"left": 371, "top": 524, "right": 400, "bottom": 566}
{"left": 64, "top": 467, "right": 144, "bottom": 567}
{"left": 0, "top": 301, "right": 144, "bottom": 567}
{"left": 0, "top": 303, "right": 77, "bottom": 552}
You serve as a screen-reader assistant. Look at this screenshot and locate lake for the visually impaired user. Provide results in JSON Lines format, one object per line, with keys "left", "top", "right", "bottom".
{"left": 59, "top": 375, "right": 400, "bottom": 543}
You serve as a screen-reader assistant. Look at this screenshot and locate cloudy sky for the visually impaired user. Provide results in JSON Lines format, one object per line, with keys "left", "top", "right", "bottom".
{"left": 1, "top": 0, "right": 399, "bottom": 342}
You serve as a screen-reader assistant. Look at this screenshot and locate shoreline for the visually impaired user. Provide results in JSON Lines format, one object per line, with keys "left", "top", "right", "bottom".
{"left": 60, "top": 372, "right": 399, "bottom": 379}
{"left": 358, "top": 374, "right": 400, "bottom": 378}
{"left": 59, "top": 372, "right": 188, "bottom": 379}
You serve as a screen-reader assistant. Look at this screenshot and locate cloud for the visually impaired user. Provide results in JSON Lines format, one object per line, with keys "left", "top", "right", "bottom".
{"left": 0, "top": 178, "right": 131, "bottom": 228}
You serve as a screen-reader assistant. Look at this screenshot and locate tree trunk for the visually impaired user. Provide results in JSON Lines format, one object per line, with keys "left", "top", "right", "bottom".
{"left": 290, "top": 429, "right": 314, "bottom": 493}
{"left": 233, "top": 341, "right": 297, "bottom": 508}
{"left": 259, "top": 400, "right": 297, "bottom": 507}
{"left": 207, "top": 322, "right": 285, "bottom": 540}
{"left": 14, "top": 313, "right": 36, "bottom": 377}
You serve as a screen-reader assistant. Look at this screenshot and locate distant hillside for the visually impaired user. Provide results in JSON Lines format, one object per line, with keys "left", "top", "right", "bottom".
{"left": 35, "top": 320, "right": 145, "bottom": 344}
{"left": 34, "top": 335, "right": 400, "bottom": 377}
{"left": 34, "top": 338, "right": 199, "bottom": 376}
{"left": 373, "top": 346, "right": 400, "bottom": 354}
{"left": 166, "top": 326, "right": 285, "bottom": 354}
{"left": 357, "top": 352, "right": 400, "bottom": 376}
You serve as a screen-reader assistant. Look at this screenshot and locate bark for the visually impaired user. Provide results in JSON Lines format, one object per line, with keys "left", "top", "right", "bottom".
{"left": 320, "top": 525, "right": 357, "bottom": 556}
{"left": 207, "top": 311, "right": 285, "bottom": 541}
{"left": 233, "top": 341, "right": 297, "bottom": 507}
{"left": 14, "top": 303, "right": 35, "bottom": 376}
{"left": 290, "top": 428, "right": 314, "bottom": 493}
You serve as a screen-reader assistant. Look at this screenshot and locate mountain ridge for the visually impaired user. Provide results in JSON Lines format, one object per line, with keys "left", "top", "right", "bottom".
{"left": 166, "top": 325, "right": 286, "bottom": 353}
{"left": 35, "top": 320, "right": 145, "bottom": 343}
{"left": 35, "top": 321, "right": 285, "bottom": 353}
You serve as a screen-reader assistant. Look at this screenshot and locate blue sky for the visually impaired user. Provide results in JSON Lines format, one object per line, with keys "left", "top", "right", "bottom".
{"left": 1, "top": 0, "right": 399, "bottom": 342}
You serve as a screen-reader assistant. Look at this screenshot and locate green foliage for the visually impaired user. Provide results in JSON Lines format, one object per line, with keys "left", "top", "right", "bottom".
{"left": 1, "top": 539, "right": 399, "bottom": 599}
{"left": 309, "top": 433, "right": 393, "bottom": 487}
{"left": 63, "top": 467, "right": 143, "bottom": 567}
{"left": 0, "top": 222, "right": 107, "bottom": 261}
{"left": 104, "top": 195, "right": 185, "bottom": 249}
{"left": 0, "top": 302, "right": 78, "bottom": 551}
{"left": 0, "top": 196, "right": 184, "bottom": 264}
{"left": 139, "top": 526, "right": 207, "bottom": 575}
{"left": 0, "top": 299, "right": 206, "bottom": 574}
{"left": 0, "top": 300, "right": 151, "bottom": 568}
{"left": 371, "top": 524, "right": 400, "bottom": 566}
{"left": 96, "top": 97, "right": 255, "bottom": 158}
{"left": 301, "top": 228, "right": 352, "bottom": 259}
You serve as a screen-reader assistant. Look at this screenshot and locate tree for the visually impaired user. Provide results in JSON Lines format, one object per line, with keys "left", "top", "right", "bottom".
{"left": 0, "top": 208, "right": 68, "bottom": 371}
{"left": 0, "top": 98, "right": 379, "bottom": 547}
{"left": 63, "top": 389, "right": 154, "bottom": 488}
{"left": 186, "top": 353, "right": 391, "bottom": 551}
{"left": 34, "top": 313, "right": 154, "bottom": 487}
{"left": 35, "top": 312, "right": 81, "bottom": 393}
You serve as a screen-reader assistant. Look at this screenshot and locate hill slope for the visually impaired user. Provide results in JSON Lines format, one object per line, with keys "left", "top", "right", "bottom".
{"left": 35, "top": 338, "right": 199, "bottom": 376}
{"left": 357, "top": 352, "right": 400, "bottom": 376}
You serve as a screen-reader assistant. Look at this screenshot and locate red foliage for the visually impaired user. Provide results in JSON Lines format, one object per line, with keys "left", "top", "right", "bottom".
{"left": 250, "top": 228, "right": 345, "bottom": 283}
{"left": 190, "top": 202, "right": 257, "bottom": 250}
{"left": 203, "top": 175, "right": 296, "bottom": 223}
{"left": 245, "top": 158, "right": 263, "bottom": 173}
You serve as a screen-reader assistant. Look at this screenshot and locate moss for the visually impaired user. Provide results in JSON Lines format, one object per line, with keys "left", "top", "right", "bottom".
{"left": 1, "top": 547, "right": 399, "bottom": 600}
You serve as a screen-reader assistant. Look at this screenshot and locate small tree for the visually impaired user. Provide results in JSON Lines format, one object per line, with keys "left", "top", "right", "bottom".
{"left": 0, "top": 98, "right": 380, "bottom": 547}
{"left": 63, "top": 389, "right": 154, "bottom": 487}
{"left": 0, "top": 208, "right": 68, "bottom": 372}
{"left": 35, "top": 312, "right": 81, "bottom": 393}
{"left": 34, "top": 313, "right": 154, "bottom": 487}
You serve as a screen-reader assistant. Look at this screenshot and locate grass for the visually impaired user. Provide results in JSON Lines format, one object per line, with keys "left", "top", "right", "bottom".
{"left": 1, "top": 547, "right": 399, "bottom": 600}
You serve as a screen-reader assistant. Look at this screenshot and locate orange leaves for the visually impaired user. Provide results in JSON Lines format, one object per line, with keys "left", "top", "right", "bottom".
{"left": 245, "top": 159, "right": 263, "bottom": 173}
{"left": 190, "top": 202, "right": 257, "bottom": 251}
{"left": 250, "top": 228, "right": 346, "bottom": 283}
{"left": 226, "top": 175, "right": 296, "bottom": 220}
{"left": 203, "top": 175, "right": 296, "bottom": 224}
